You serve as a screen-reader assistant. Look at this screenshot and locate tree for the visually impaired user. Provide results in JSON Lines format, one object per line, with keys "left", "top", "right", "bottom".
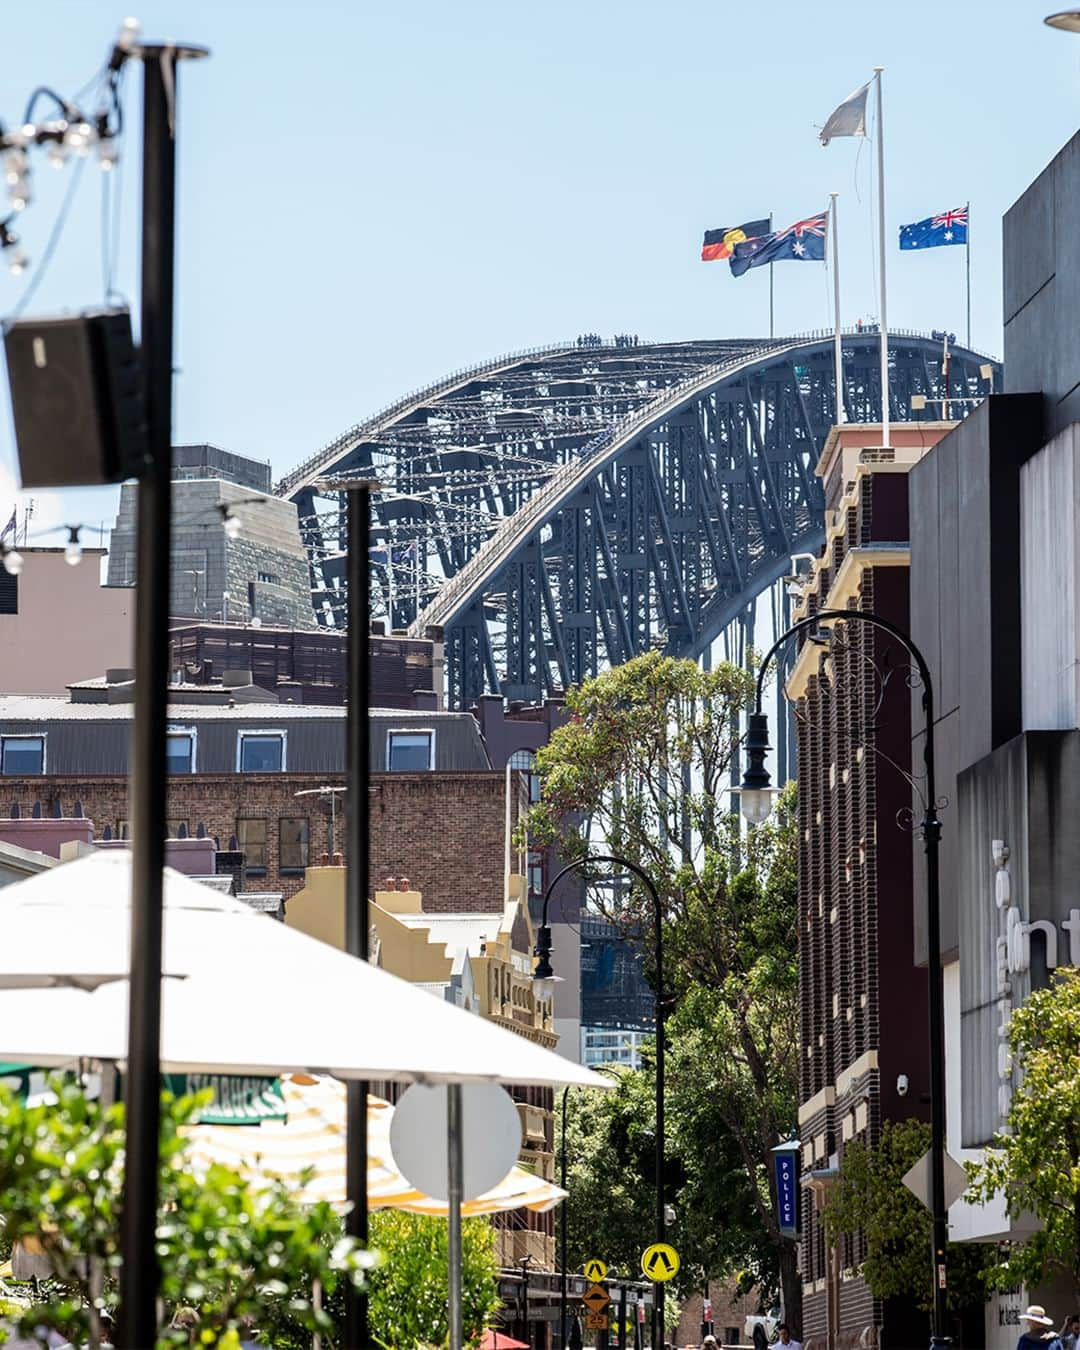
{"left": 0, "top": 1080, "right": 371, "bottom": 1348}
{"left": 365, "top": 1211, "right": 500, "bottom": 1349}
{"left": 969, "top": 967, "right": 1080, "bottom": 1300}
{"left": 526, "top": 652, "right": 801, "bottom": 1326}
{"left": 823, "top": 1118, "right": 992, "bottom": 1311}
{"left": 263, "top": 1210, "right": 501, "bottom": 1350}
{"left": 560, "top": 1067, "right": 658, "bottom": 1280}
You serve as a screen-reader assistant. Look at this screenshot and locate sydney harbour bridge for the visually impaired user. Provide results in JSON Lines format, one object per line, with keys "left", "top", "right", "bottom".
{"left": 278, "top": 331, "right": 997, "bottom": 715}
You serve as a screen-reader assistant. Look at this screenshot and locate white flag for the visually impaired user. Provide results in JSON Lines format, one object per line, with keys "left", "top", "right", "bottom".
{"left": 820, "top": 80, "right": 870, "bottom": 145}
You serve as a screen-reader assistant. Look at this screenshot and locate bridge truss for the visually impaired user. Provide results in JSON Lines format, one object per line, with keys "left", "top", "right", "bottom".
{"left": 280, "top": 332, "right": 997, "bottom": 709}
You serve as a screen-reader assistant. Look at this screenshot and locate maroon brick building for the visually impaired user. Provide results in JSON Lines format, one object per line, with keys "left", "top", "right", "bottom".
{"left": 788, "top": 425, "right": 953, "bottom": 1350}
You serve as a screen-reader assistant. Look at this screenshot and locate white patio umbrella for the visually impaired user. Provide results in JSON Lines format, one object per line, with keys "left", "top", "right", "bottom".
{"left": 0, "top": 849, "right": 602, "bottom": 1090}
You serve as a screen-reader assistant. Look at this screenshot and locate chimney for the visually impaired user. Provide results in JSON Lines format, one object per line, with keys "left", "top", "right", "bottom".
{"left": 375, "top": 880, "right": 423, "bottom": 914}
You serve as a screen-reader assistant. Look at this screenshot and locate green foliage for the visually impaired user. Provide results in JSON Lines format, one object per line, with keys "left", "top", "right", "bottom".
{"left": 261, "top": 1211, "right": 500, "bottom": 1350}
{"left": 969, "top": 967, "right": 1080, "bottom": 1297}
{"left": 560, "top": 1068, "right": 658, "bottom": 1279}
{"left": 0, "top": 1080, "right": 371, "bottom": 1348}
{"left": 366, "top": 1211, "right": 500, "bottom": 1349}
{"left": 824, "top": 1118, "right": 992, "bottom": 1310}
{"left": 530, "top": 653, "right": 800, "bottom": 1315}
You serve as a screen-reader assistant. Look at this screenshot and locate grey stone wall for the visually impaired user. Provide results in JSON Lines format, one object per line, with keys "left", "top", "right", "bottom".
{"left": 107, "top": 480, "right": 315, "bottom": 628}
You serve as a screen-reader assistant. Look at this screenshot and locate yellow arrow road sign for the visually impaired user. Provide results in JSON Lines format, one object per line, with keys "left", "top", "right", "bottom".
{"left": 583, "top": 1258, "right": 608, "bottom": 1283}
{"left": 641, "top": 1242, "right": 680, "bottom": 1282}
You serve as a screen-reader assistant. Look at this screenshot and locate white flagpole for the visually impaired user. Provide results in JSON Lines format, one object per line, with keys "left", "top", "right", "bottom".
{"left": 874, "top": 66, "right": 889, "bottom": 447}
{"left": 965, "top": 200, "right": 971, "bottom": 350}
{"left": 769, "top": 210, "right": 775, "bottom": 339}
{"left": 830, "top": 192, "right": 844, "bottom": 424}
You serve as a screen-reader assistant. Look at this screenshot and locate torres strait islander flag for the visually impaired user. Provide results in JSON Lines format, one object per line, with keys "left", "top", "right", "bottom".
{"left": 701, "top": 218, "right": 770, "bottom": 262}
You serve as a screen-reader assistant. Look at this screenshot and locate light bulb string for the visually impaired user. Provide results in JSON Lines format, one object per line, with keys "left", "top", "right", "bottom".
{"left": 0, "top": 18, "right": 138, "bottom": 281}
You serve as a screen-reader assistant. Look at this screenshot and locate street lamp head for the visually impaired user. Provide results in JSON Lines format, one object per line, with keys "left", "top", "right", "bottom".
{"left": 532, "top": 923, "right": 561, "bottom": 1002}
{"left": 739, "top": 712, "right": 774, "bottom": 825}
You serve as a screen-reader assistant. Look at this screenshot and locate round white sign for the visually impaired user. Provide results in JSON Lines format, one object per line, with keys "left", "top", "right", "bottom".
{"left": 390, "top": 1082, "right": 522, "bottom": 1202}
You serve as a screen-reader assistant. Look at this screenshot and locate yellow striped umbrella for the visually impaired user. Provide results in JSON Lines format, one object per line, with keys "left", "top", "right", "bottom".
{"left": 182, "top": 1076, "right": 565, "bottom": 1216}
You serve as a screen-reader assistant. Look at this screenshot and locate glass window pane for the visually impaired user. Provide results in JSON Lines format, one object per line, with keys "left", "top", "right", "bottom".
{"left": 387, "top": 731, "right": 431, "bottom": 771}
{"left": 1, "top": 737, "right": 43, "bottom": 775}
{"left": 240, "top": 735, "right": 283, "bottom": 772}
{"left": 236, "top": 818, "right": 268, "bottom": 869}
{"left": 280, "top": 817, "right": 309, "bottom": 871}
{"left": 166, "top": 734, "right": 193, "bottom": 774}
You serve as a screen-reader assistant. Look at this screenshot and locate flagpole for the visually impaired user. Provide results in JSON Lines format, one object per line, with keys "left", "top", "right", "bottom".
{"left": 761, "top": 210, "right": 772, "bottom": 340}
{"left": 965, "top": 200, "right": 971, "bottom": 350}
{"left": 830, "top": 192, "right": 844, "bottom": 424}
{"left": 874, "top": 66, "right": 889, "bottom": 448}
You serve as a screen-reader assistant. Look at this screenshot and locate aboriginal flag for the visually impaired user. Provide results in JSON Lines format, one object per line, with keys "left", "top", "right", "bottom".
{"left": 701, "top": 218, "right": 770, "bottom": 262}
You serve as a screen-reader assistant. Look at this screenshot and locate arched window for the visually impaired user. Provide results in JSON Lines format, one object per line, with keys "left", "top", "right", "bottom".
{"left": 508, "top": 748, "right": 540, "bottom": 803}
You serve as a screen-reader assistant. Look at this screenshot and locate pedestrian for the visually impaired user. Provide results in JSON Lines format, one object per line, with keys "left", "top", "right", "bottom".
{"left": 1060, "top": 1315, "right": 1080, "bottom": 1350}
{"left": 777, "top": 1324, "right": 803, "bottom": 1350}
{"left": 1018, "top": 1306, "right": 1064, "bottom": 1350}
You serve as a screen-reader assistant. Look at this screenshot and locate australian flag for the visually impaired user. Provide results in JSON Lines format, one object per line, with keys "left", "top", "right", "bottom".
{"left": 899, "top": 206, "right": 968, "bottom": 250}
{"left": 730, "top": 212, "right": 827, "bottom": 277}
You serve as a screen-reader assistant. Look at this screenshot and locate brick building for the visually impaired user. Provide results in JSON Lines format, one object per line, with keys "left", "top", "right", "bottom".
{"left": 0, "top": 675, "right": 511, "bottom": 905}
{"left": 787, "top": 424, "right": 954, "bottom": 1350}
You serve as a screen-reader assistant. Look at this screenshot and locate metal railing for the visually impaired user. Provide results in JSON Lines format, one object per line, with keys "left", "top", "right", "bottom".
{"left": 274, "top": 337, "right": 662, "bottom": 496}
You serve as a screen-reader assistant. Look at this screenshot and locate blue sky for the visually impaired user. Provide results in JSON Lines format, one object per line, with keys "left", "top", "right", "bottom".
{"left": 1, "top": 0, "right": 1078, "bottom": 538}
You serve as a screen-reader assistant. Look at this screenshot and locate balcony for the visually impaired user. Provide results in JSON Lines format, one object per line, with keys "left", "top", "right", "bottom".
{"left": 517, "top": 1102, "right": 549, "bottom": 1146}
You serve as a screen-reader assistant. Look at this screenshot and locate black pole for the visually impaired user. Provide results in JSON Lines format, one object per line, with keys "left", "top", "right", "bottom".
{"left": 619, "top": 1282, "right": 628, "bottom": 1350}
{"left": 653, "top": 896, "right": 666, "bottom": 1350}
{"left": 560, "top": 1085, "right": 570, "bottom": 1349}
{"left": 120, "top": 41, "right": 206, "bottom": 1349}
{"left": 345, "top": 483, "right": 373, "bottom": 1347}
{"left": 750, "top": 608, "right": 948, "bottom": 1347}
{"left": 536, "top": 856, "right": 665, "bottom": 1350}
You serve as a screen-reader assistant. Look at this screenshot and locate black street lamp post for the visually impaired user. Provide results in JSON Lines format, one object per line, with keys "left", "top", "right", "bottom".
{"left": 533, "top": 855, "right": 667, "bottom": 1350}
{"left": 740, "top": 608, "right": 948, "bottom": 1349}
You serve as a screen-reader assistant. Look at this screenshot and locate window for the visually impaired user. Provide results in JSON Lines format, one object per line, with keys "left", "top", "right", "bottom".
{"left": 386, "top": 730, "right": 433, "bottom": 771}
{"left": 237, "top": 731, "right": 285, "bottom": 772}
{"left": 279, "top": 817, "right": 310, "bottom": 872}
{"left": 509, "top": 749, "right": 541, "bottom": 802}
{"left": 1, "top": 735, "right": 44, "bottom": 775}
{"left": 236, "top": 818, "right": 268, "bottom": 871}
{"left": 257, "top": 571, "right": 280, "bottom": 586}
{"left": 0, "top": 570, "right": 17, "bottom": 615}
{"left": 166, "top": 730, "right": 195, "bottom": 774}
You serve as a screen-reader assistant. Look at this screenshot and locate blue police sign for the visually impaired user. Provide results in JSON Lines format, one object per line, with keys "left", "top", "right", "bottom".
{"left": 771, "top": 1140, "right": 799, "bottom": 1238}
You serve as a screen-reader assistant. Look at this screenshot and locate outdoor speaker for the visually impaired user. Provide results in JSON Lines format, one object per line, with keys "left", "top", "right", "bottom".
{"left": 3, "top": 308, "right": 148, "bottom": 487}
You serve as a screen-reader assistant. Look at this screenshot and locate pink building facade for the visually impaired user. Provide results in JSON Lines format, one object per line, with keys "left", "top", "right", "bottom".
{"left": 0, "top": 549, "right": 134, "bottom": 694}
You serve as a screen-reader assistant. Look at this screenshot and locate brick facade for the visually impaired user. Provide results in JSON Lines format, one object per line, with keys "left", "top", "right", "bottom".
{"left": 793, "top": 452, "right": 936, "bottom": 1350}
{"left": 0, "top": 770, "right": 511, "bottom": 909}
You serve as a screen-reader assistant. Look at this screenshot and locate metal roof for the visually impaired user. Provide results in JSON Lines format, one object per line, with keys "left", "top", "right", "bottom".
{"left": 0, "top": 695, "right": 471, "bottom": 723}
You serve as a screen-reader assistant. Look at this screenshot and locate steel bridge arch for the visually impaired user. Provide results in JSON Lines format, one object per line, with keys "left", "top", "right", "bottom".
{"left": 283, "top": 331, "right": 996, "bottom": 709}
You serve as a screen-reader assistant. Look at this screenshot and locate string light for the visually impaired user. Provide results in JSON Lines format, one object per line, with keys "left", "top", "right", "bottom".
{"left": 0, "top": 18, "right": 136, "bottom": 279}
{"left": 63, "top": 524, "right": 83, "bottom": 566}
